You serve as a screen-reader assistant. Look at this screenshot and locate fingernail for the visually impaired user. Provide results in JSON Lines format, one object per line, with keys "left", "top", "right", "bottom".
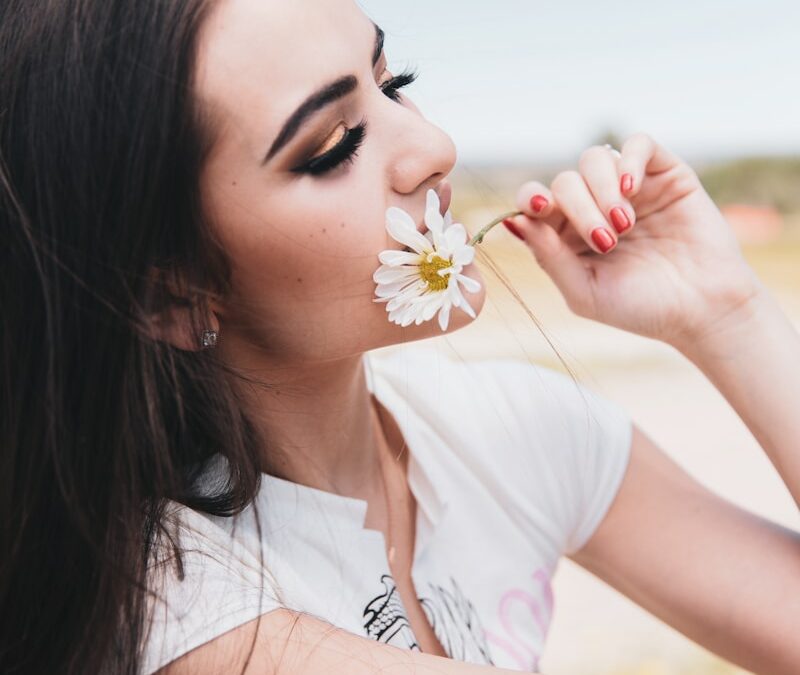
{"left": 620, "top": 173, "right": 634, "bottom": 194}
{"left": 591, "top": 227, "right": 616, "bottom": 253}
{"left": 530, "top": 195, "right": 549, "bottom": 213}
{"left": 610, "top": 207, "right": 631, "bottom": 233}
{"left": 503, "top": 218, "right": 525, "bottom": 241}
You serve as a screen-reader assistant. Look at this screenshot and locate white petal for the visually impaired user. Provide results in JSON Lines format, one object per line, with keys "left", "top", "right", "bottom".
{"left": 378, "top": 249, "right": 424, "bottom": 266}
{"left": 400, "top": 304, "right": 420, "bottom": 327}
{"left": 455, "top": 289, "right": 476, "bottom": 318}
{"left": 376, "top": 282, "right": 416, "bottom": 300}
{"left": 386, "top": 207, "right": 432, "bottom": 253}
{"left": 444, "top": 223, "right": 468, "bottom": 250}
{"left": 457, "top": 273, "right": 481, "bottom": 293}
{"left": 385, "top": 205, "right": 417, "bottom": 231}
{"left": 386, "top": 296, "right": 406, "bottom": 312}
{"left": 438, "top": 302, "right": 451, "bottom": 331}
{"left": 388, "top": 305, "right": 407, "bottom": 323}
{"left": 387, "top": 288, "right": 422, "bottom": 311}
{"left": 386, "top": 281, "right": 425, "bottom": 310}
{"left": 421, "top": 295, "right": 443, "bottom": 321}
{"left": 452, "top": 245, "right": 475, "bottom": 266}
{"left": 374, "top": 281, "right": 413, "bottom": 299}
{"left": 426, "top": 211, "right": 445, "bottom": 250}
{"left": 448, "top": 280, "right": 463, "bottom": 305}
{"left": 373, "top": 266, "right": 419, "bottom": 284}
{"left": 425, "top": 206, "right": 444, "bottom": 237}
{"left": 425, "top": 189, "right": 440, "bottom": 216}
{"left": 376, "top": 291, "right": 401, "bottom": 302}
{"left": 443, "top": 210, "right": 453, "bottom": 228}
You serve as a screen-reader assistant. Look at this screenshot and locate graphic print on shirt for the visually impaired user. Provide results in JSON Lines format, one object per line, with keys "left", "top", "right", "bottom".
{"left": 363, "top": 575, "right": 420, "bottom": 650}
{"left": 362, "top": 574, "right": 494, "bottom": 665}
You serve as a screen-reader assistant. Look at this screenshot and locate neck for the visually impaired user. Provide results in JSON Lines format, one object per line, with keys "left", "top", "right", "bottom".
{"left": 224, "top": 346, "right": 386, "bottom": 502}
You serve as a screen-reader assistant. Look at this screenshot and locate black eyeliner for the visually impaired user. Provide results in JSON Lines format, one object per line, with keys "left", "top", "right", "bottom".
{"left": 292, "top": 67, "right": 419, "bottom": 177}
{"left": 292, "top": 118, "right": 367, "bottom": 175}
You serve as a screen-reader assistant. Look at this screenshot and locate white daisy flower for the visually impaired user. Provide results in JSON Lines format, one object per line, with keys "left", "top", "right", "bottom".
{"left": 372, "top": 188, "right": 482, "bottom": 332}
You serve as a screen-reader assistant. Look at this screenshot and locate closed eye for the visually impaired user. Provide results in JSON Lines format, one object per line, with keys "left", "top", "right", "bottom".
{"left": 291, "top": 67, "right": 420, "bottom": 177}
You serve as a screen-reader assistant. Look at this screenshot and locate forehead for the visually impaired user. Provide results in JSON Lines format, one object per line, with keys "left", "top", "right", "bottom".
{"left": 194, "top": 0, "right": 374, "bottom": 155}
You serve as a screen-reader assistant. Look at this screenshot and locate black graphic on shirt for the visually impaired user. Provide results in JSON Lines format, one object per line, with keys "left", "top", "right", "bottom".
{"left": 362, "top": 573, "right": 494, "bottom": 665}
{"left": 362, "top": 575, "right": 419, "bottom": 649}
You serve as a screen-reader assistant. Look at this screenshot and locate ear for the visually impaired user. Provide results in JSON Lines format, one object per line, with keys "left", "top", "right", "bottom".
{"left": 143, "top": 267, "right": 222, "bottom": 352}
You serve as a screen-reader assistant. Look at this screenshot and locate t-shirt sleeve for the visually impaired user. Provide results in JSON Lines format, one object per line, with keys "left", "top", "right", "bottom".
{"left": 141, "top": 503, "right": 285, "bottom": 675}
{"left": 456, "top": 356, "right": 634, "bottom": 558}
{"left": 544, "top": 369, "right": 634, "bottom": 555}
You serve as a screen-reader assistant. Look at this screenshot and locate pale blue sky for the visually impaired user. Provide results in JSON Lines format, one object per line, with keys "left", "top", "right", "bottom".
{"left": 359, "top": 0, "right": 800, "bottom": 164}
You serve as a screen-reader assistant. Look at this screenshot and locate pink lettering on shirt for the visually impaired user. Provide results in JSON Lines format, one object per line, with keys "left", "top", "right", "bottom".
{"left": 483, "top": 568, "right": 555, "bottom": 671}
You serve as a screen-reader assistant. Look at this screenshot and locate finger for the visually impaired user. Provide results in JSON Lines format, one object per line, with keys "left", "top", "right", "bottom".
{"left": 549, "top": 170, "right": 618, "bottom": 254}
{"left": 618, "top": 132, "right": 685, "bottom": 198}
{"left": 507, "top": 180, "right": 569, "bottom": 244}
{"left": 504, "top": 214, "right": 589, "bottom": 256}
{"left": 578, "top": 145, "right": 636, "bottom": 237}
{"left": 505, "top": 217, "right": 593, "bottom": 312}
{"left": 514, "top": 181, "right": 560, "bottom": 224}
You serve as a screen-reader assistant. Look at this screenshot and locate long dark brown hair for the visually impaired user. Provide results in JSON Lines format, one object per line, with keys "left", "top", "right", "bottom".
{"left": 0, "top": 1, "right": 269, "bottom": 672}
{"left": 0, "top": 2, "right": 578, "bottom": 673}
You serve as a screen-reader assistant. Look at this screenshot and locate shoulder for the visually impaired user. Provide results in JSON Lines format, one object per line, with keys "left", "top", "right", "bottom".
{"left": 153, "top": 607, "right": 484, "bottom": 675}
{"left": 152, "top": 607, "right": 296, "bottom": 675}
{"left": 367, "top": 344, "right": 631, "bottom": 450}
{"left": 142, "top": 501, "right": 284, "bottom": 675}
{"left": 368, "top": 345, "right": 634, "bottom": 554}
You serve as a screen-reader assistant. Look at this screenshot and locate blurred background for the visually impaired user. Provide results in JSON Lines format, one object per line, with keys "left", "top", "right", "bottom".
{"left": 361, "top": 1, "right": 800, "bottom": 673}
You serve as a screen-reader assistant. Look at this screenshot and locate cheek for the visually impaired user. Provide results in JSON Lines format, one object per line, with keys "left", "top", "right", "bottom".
{"left": 205, "top": 179, "right": 389, "bottom": 311}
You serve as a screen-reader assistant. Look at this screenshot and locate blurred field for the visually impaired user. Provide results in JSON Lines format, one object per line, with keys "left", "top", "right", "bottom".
{"left": 422, "top": 159, "right": 800, "bottom": 675}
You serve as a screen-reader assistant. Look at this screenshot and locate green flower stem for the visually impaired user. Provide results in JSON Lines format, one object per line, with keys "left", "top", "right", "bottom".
{"left": 467, "top": 210, "right": 525, "bottom": 247}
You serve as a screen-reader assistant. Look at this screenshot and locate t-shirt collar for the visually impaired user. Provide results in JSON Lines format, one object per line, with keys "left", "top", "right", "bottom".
{"left": 193, "top": 349, "right": 449, "bottom": 555}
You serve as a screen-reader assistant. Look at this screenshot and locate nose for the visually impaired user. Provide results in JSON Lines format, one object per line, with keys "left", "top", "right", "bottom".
{"left": 387, "top": 99, "right": 458, "bottom": 198}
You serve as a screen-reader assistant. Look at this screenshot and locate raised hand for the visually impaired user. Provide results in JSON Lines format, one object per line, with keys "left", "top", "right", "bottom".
{"left": 503, "top": 133, "right": 764, "bottom": 349}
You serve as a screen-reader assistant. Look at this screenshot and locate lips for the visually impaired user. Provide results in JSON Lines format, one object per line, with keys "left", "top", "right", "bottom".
{"left": 437, "top": 180, "right": 452, "bottom": 216}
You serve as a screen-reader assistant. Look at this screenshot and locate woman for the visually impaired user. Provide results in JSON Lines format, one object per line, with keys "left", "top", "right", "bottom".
{"left": 1, "top": 0, "right": 798, "bottom": 674}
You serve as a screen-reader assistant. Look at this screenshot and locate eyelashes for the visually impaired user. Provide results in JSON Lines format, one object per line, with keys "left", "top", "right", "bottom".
{"left": 292, "top": 68, "right": 419, "bottom": 177}
{"left": 380, "top": 67, "right": 419, "bottom": 103}
{"left": 293, "top": 117, "right": 368, "bottom": 177}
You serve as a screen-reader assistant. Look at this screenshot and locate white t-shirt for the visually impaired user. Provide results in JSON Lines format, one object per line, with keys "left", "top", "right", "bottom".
{"left": 142, "top": 342, "right": 633, "bottom": 674}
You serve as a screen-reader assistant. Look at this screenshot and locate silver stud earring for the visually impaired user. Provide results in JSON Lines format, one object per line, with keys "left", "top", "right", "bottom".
{"left": 201, "top": 330, "right": 218, "bottom": 349}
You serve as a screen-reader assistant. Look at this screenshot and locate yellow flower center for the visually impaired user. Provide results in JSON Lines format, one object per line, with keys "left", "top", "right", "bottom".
{"left": 418, "top": 254, "right": 452, "bottom": 292}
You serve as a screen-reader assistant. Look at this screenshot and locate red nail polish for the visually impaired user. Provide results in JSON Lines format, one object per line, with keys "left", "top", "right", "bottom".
{"left": 530, "top": 195, "right": 549, "bottom": 213}
{"left": 610, "top": 207, "right": 631, "bottom": 233}
{"left": 621, "top": 173, "right": 634, "bottom": 194}
{"left": 591, "top": 227, "right": 616, "bottom": 253}
{"left": 503, "top": 218, "right": 525, "bottom": 241}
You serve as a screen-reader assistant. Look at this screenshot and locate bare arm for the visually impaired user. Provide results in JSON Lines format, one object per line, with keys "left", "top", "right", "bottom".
{"left": 571, "top": 425, "right": 800, "bottom": 675}
{"left": 674, "top": 285, "right": 800, "bottom": 508}
{"left": 156, "top": 608, "right": 523, "bottom": 675}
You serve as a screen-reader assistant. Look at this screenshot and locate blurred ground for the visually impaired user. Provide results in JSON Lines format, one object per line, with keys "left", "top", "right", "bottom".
{"left": 412, "top": 172, "right": 800, "bottom": 675}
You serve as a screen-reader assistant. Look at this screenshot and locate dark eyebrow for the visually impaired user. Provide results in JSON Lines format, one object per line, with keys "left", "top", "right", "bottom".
{"left": 261, "top": 22, "right": 385, "bottom": 165}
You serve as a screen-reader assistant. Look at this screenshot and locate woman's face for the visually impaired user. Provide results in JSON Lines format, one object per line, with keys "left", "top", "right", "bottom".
{"left": 194, "top": 0, "right": 486, "bottom": 366}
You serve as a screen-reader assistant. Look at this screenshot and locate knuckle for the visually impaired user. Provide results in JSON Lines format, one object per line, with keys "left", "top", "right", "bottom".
{"left": 564, "top": 294, "right": 589, "bottom": 317}
{"left": 550, "top": 169, "right": 580, "bottom": 193}
{"left": 628, "top": 131, "right": 654, "bottom": 150}
{"left": 578, "top": 145, "right": 607, "bottom": 168}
